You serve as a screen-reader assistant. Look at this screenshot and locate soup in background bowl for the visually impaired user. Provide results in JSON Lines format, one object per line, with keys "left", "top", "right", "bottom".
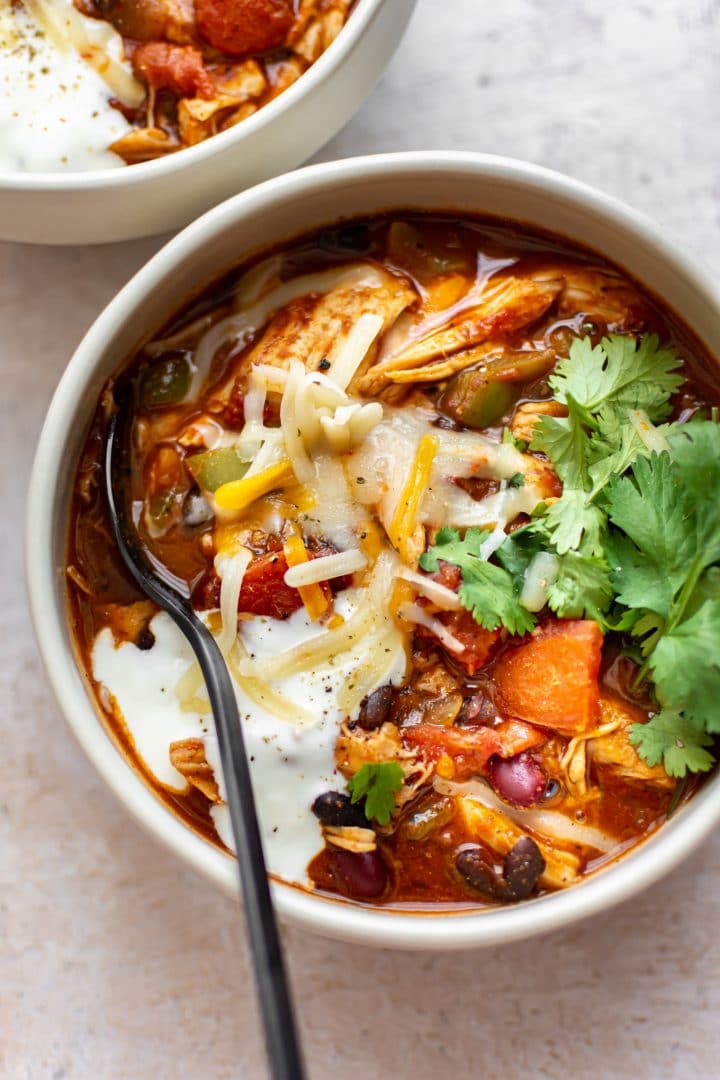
{"left": 0, "top": 0, "right": 416, "bottom": 243}
{"left": 27, "top": 153, "right": 720, "bottom": 949}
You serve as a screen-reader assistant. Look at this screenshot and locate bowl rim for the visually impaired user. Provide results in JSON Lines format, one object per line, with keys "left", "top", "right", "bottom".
{"left": 0, "top": 0, "right": 385, "bottom": 191}
{"left": 26, "top": 150, "right": 720, "bottom": 949}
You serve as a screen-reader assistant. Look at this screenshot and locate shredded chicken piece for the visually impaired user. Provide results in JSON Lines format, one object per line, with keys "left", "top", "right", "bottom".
{"left": 322, "top": 824, "right": 377, "bottom": 853}
{"left": 360, "top": 275, "right": 563, "bottom": 393}
{"left": 511, "top": 400, "right": 567, "bottom": 445}
{"left": 266, "top": 55, "right": 305, "bottom": 99}
{"left": 335, "top": 721, "right": 433, "bottom": 812}
{"left": 289, "top": 0, "right": 352, "bottom": 61}
{"left": 103, "top": 600, "right": 156, "bottom": 645}
{"left": 588, "top": 697, "right": 673, "bottom": 789}
{"left": 169, "top": 739, "right": 222, "bottom": 803}
{"left": 457, "top": 797, "right": 581, "bottom": 888}
{"left": 110, "top": 127, "right": 180, "bottom": 164}
{"left": 177, "top": 62, "right": 267, "bottom": 146}
{"left": 376, "top": 342, "right": 504, "bottom": 386}
{"left": 210, "top": 270, "right": 416, "bottom": 408}
{"left": 556, "top": 267, "right": 652, "bottom": 330}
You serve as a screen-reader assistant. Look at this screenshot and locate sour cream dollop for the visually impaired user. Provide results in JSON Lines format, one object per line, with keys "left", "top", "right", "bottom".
{"left": 92, "top": 605, "right": 407, "bottom": 885}
{"left": 0, "top": 0, "right": 134, "bottom": 172}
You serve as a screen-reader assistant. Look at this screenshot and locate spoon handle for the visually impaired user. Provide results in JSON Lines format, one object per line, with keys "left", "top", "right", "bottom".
{"left": 180, "top": 607, "right": 306, "bottom": 1080}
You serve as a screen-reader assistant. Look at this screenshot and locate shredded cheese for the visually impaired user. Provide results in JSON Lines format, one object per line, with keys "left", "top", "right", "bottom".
{"left": 397, "top": 601, "right": 465, "bottom": 654}
{"left": 388, "top": 433, "right": 438, "bottom": 564}
{"left": 282, "top": 535, "right": 329, "bottom": 621}
{"left": 215, "top": 546, "right": 252, "bottom": 655}
{"left": 214, "top": 459, "right": 294, "bottom": 512}
{"left": 397, "top": 567, "right": 463, "bottom": 611}
{"left": 326, "top": 312, "right": 384, "bottom": 390}
{"left": 284, "top": 548, "right": 367, "bottom": 589}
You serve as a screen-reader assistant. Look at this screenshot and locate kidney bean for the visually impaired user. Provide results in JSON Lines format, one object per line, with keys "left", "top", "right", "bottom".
{"left": 328, "top": 849, "right": 388, "bottom": 899}
{"left": 356, "top": 685, "right": 394, "bottom": 730}
{"left": 311, "top": 791, "right": 367, "bottom": 829}
{"left": 487, "top": 752, "right": 547, "bottom": 807}
{"left": 503, "top": 837, "right": 546, "bottom": 900}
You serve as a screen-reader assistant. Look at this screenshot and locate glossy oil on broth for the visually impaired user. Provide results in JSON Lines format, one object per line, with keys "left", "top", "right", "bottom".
{"left": 67, "top": 215, "right": 719, "bottom": 909}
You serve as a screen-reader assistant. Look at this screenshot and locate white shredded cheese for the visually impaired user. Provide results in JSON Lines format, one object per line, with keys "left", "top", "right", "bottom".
{"left": 326, "top": 312, "right": 384, "bottom": 390}
{"left": 284, "top": 549, "right": 367, "bottom": 588}
{"left": 397, "top": 567, "right": 463, "bottom": 611}
{"left": 397, "top": 602, "right": 465, "bottom": 654}
{"left": 214, "top": 547, "right": 252, "bottom": 655}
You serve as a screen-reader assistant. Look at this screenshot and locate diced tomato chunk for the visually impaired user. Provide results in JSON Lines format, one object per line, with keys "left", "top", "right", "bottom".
{"left": 439, "top": 609, "right": 502, "bottom": 675}
{"left": 402, "top": 718, "right": 546, "bottom": 781}
{"left": 133, "top": 42, "right": 214, "bottom": 99}
{"left": 192, "top": 543, "right": 347, "bottom": 619}
{"left": 493, "top": 619, "right": 603, "bottom": 734}
{"left": 238, "top": 551, "right": 303, "bottom": 619}
{"left": 196, "top": 0, "right": 293, "bottom": 56}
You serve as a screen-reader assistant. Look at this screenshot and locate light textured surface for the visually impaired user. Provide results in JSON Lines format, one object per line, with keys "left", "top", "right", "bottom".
{"left": 2, "top": 1, "right": 720, "bottom": 1076}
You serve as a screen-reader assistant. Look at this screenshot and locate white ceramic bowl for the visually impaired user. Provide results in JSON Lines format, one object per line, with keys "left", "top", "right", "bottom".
{"left": 0, "top": 0, "right": 415, "bottom": 246}
{"left": 27, "top": 152, "right": 720, "bottom": 949}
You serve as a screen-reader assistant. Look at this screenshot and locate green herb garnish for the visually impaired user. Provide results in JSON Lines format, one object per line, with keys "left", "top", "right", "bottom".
{"left": 348, "top": 762, "right": 405, "bottom": 826}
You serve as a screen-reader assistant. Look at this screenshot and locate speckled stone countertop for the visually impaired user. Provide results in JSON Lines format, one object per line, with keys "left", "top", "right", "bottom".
{"left": 3, "top": 1, "right": 720, "bottom": 1076}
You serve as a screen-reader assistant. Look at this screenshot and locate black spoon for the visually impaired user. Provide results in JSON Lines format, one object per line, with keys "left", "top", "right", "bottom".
{"left": 105, "top": 381, "right": 306, "bottom": 1080}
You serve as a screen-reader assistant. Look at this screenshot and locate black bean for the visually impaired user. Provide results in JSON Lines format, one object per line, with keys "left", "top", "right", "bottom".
{"left": 311, "top": 791, "right": 367, "bottom": 828}
{"left": 136, "top": 628, "right": 155, "bottom": 651}
{"left": 357, "top": 685, "right": 394, "bottom": 730}
{"left": 455, "top": 848, "right": 506, "bottom": 900}
{"left": 503, "top": 836, "right": 546, "bottom": 900}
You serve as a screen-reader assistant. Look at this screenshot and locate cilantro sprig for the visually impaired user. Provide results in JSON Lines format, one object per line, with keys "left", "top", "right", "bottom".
{"left": 601, "top": 421, "right": 720, "bottom": 775}
{"left": 418, "top": 330, "right": 720, "bottom": 780}
{"left": 420, "top": 526, "right": 536, "bottom": 635}
{"left": 531, "top": 334, "right": 682, "bottom": 555}
{"left": 348, "top": 762, "right": 404, "bottom": 826}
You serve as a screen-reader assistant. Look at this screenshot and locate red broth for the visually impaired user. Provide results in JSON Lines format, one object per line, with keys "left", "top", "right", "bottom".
{"left": 67, "top": 214, "right": 718, "bottom": 908}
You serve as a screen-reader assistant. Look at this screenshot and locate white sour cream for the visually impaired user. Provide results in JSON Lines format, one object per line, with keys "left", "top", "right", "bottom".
{"left": 0, "top": 0, "right": 133, "bottom": 172}
{"left": 92, "top": 604, "right": 406, "bottom": 886}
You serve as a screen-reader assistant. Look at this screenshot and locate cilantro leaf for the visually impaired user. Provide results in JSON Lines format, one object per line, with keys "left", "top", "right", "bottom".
{"left": 604, "top": 453, "right": 695, "bottom": 618}
{"left": 419, "top": 525, "right": 484, "bottom": 573}
{"left": 549, "top": 334, "right": 683, "bottom": 419}
{"left": 546, "top": 551, "right": 613, "bottom": 621}
{"left": 348, "top": 762, "right": 404, "bottom": 826}
{"left": 421, "top": 527, "right": 535, "bottom": 635}
{"left": 649, "top": 600, "right": 720, "bottom": 731}
{"left": 668, "top": 419, "right": 720, "bottom": 502}
{"left": 495, "top": 526, "right": 545, "bottom": 579}
{"left": 629, "top": 711, "right": 715, "bottom": 778}
{"left": 458, "top": 564, "right": 536, "bottom": 635}
{"left": 532, "top": 397, "right": 590, "bottom": 488}
{"left": 586, "top": 406, "right": 673, "bottom": 498}
{"left": 606, "top": 452, "right": 720, "bottom": 620}
{"left": 543, "top": 490, "right": 606, "bottom": 556}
